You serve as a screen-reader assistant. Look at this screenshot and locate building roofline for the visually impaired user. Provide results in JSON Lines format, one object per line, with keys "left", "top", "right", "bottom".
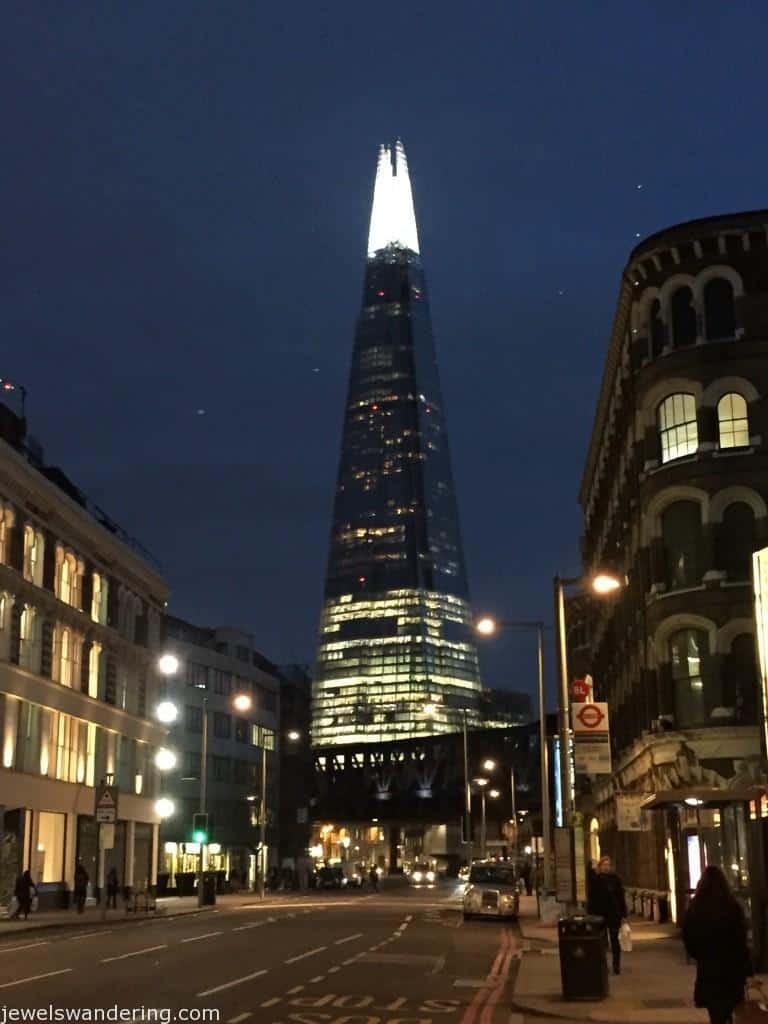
{"left": 630, "top": 208, "right": 768, "bottom": 260}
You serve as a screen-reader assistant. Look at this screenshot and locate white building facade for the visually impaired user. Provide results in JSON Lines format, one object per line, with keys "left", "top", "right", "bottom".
{"left": 0, "top": 417, "right": 168, "bottom": 907}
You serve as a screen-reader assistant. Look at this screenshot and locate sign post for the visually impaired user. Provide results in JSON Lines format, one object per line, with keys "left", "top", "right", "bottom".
{"left": 94, "top": 785, "right": 119, "bottom": 920}
{"left": 571, "top": 702, "right": 612, "bottom": 775}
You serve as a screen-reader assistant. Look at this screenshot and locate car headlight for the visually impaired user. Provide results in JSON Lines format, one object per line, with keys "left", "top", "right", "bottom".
{"left": 426, "top": 871, "right": 435, "bottom": 882}
{"left": 412, "top": 871, "right": 423, "bottom": 882}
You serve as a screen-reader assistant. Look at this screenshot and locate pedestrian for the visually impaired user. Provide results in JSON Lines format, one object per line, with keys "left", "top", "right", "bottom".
{"left": 10, "top": 870, "right": 37, "bottom": 920}
{"left": 106, "top": 866, "right": 119, "bottom": 909}
{"left": 368, "top": 866, "right": 379, "bottom": 892}
{"left": 683, "top": 866, "right": 752, "bottom": 1024}
{"left": 587, "top": 855, "right": 627, "bottom": 975}
{"left": 73, "top": 861, "right": 89, "bottom": 914}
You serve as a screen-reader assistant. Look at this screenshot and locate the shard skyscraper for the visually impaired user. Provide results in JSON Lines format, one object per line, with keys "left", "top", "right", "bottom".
{"left": 312, "top": 141, "right": 482, "bottom": 746}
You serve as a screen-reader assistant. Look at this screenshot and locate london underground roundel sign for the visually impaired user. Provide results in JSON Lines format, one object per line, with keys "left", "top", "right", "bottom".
{"left": 576, "top": 704, "right": 605, "bottom": 730}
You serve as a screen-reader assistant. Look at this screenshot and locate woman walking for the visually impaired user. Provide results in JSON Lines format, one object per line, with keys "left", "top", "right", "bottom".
{"left": 682, "top": 866, "right": 752, "bottom": 1024}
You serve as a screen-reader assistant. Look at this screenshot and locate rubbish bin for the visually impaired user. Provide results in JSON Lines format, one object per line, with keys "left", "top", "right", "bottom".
{"left": 200, "top": 872, "right": 217, "bottom": 906}
{"left": 558, "top": 915, "right": 608, "bottom": 1001}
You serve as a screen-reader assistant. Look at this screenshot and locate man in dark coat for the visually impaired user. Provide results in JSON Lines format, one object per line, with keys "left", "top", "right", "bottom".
{"left": 587, "top": 855, "right": 628, "bottom": 975}
{"left": 73, "top": 862, "right": 89, "bottom": 914}
{"left": 10, "top": 870, "right": 37, "bottom": 920}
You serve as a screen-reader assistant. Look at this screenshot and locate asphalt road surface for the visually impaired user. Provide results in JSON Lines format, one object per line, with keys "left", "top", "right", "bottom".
{"left": 0, "top": 882, "right": 534, "bottom": 1024}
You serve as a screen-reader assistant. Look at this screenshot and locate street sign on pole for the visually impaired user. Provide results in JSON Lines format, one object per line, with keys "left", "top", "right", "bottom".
{"left": 99, "top": 823, "right": 115, "bottom": 850}
{"left": 571, "top": 702, "right": 612, "bottom": 774}
{"left": 94, "top": 785, "right": 119, "bottom": 823}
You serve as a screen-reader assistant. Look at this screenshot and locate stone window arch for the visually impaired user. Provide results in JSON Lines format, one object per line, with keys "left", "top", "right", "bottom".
{"left": 717, "top": 502, "right": 756, "bottom": 580}
{"left": 649, "top": 298, "right": 665, "bottom": 357}
{"left": 670, "top": 286, "right": 697, "bottom": 348}
{"left": 704, "top": 278, "right": 736, "bottom": 341}
{"left": 669, "top": 627, "right": 717, "bottom": 728}
{"left": 662, "top": 501, "right": 704, "bottom": 589}
{"left": 723, "top": 633, "right": 758, "bottom": 725}
{"left": 0, "top": 504, "right": 15, "bottom": 564}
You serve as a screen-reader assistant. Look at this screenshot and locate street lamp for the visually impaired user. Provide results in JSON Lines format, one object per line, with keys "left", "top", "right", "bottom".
{"left": 554, "top": 571, "right": 625, "bottom": 829}
{"left": 232, "top": 693, "right": 253, "bottom": 713}
{"left": 474, "top": 779, "right": 499, "bottom": 859}
{"left": 157, "top": 653, "right": 180, "bottom": 676}
{"left": 423, "top": 701, "right": 472, "bottom": 855}
{"left": 154, "top": 747, "right": 177, "bottom": 772}
{"left": 287, "top": 730, "right": 301, "bottom": 742}
{"left": 155, "top": 797, "right": 175, "bottom": 819}
{"left": 482, "top": 758, "right": 496, "bottom": 773}
{"left": 475, "top": 617, "right": 551, "bottom": 890}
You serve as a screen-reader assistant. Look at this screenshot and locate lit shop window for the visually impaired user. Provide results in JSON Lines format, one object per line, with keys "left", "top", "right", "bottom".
{"left": 52, "top": 624, "right": 83, "bottom": 688}
{"left": 91, "top": 572, "right": 109, "bottom": 625}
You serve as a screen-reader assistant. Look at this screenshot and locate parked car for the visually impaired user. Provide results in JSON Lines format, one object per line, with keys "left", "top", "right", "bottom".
{"left": 462, "top": 861, "right": 520, "bottom": 920}
{"left": 317, "top": 866, "right": 345, "bottom": 889}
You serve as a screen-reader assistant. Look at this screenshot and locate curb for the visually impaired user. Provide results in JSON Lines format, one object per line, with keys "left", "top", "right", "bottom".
{"left": 0, "top": 905, "right": 214, "bottom": 940}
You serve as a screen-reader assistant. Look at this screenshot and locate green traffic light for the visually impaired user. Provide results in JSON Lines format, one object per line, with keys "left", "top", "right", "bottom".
{"left": 192, "top": 829, "right": 208, "bottom": 844}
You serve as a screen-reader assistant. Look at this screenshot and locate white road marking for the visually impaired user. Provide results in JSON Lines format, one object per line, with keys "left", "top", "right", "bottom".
{"left": 229, "top": 1013, "right": 254, "bottom": 1022}
{"left": 0, "top": 941, "right": 49, "bottom": 953}
{"left": 405, "top": 914, "right": 413, "bottom": 922}
{"left": 0, "top": 968, "right": 73, "bottom": 990}
{"left": 68, "top": 931, "right": 112, "bottom": 941}
{"left": 327, "top": 966, "right": 340, "bottom": 974}
{"left": 233, "top": 921, "right": 268, "bottom": 932}
{"left": 261, "top": 999, "right": 281, "bottom": 1008}
{"left": 197, "top": 968, "right": 268, "bottom": 997}
{"left": 285, "top": 945, "right": 326, "bottom": 964}
{"left": 286, "top": 985, "right": 305, "bottom": 994}
{"left": 102, "top": 944, "right": 167, "bottom": 963}
{"left": 334, "top": 933, "right": 363, "bottom": 946}
{"left": 181, "top": 931, "right": 222, "bottom": 944}
{"left": 341, "top": 956, "right": 360, "bottom": 965}
{"left": 309, "top": 976, "right": 325, "bottom": 984}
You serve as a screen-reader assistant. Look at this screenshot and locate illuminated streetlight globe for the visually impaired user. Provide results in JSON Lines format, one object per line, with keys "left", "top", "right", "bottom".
{"left": 591, "top": 573, "right": 623, "bottom": 595}
{"left": 341, "top": 836, "right": 351, "bottom": 849}
{"left": 154, "top": 797, "right": 175, "bottom": 819}
{"left": 157, "top": 653, "right": 180, "bottom": 676}
{"left": 482, "top": 758, "right": 496, "bottom": 773}
{"left": 155, "top": 700, "right": 179, "bottom": 725}
{"left": 474, "top": 777, "right": 489, "bottom": 787}
{"left": 287, "top": 730, "right": 301, "bottom": 742}
{"left": 489, "top": 789, "right": 501, "bottom": 799}
{"left": 476, "top": 617, "right": 497, "bottom": 636}
{"left": 154, "top": 747, "right": 177, "bottom": 772}
{"left": 232, "top": 693, "right": 253, "bottom": 713}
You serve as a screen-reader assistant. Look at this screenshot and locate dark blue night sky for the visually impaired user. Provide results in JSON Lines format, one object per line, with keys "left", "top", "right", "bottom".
{"left": 2, "top": 2, "right": 767, "bottom": 704}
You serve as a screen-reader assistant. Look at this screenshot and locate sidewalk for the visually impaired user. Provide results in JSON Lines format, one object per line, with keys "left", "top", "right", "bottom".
{"left": 0, "top": 890, "right": 316, "bottom": 937}
{"left": 511, "top": 895, "right": 766, "bottom": 1024}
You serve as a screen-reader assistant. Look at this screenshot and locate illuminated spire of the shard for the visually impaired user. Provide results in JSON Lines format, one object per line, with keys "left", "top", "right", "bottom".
{"left": 366, "top": 139, "right": 420, "bottom": 256}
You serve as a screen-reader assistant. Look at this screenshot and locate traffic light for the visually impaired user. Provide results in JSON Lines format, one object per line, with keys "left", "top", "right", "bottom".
{"left": 192, "top": 812, "right": 209, "bottom": 844}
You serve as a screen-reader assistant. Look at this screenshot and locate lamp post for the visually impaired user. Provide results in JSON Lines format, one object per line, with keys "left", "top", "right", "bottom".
{"left": 424, "top": 702, "right": 472, "bottom": 856}
{"left": 474, "top": 779, "right": 500, "bottom": 859}
{"left": 475, "top": 618, "right": 552, "bottom": 890}
{"left": 553, "top": 573, "right": 623, "bottom": 829}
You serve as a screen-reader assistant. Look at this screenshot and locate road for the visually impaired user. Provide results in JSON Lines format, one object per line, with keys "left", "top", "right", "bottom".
{"left": 0, "top": 883, "right": 535, "bottom": 1024}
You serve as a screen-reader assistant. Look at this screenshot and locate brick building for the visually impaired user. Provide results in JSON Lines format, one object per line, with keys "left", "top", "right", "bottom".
{"left": 577, "top": 210, "right": 768, "bottom": 927}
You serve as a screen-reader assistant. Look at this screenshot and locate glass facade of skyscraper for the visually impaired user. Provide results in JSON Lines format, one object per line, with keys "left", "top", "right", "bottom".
{"left": 312, "top": 142, "right": 482, "bottom": 746}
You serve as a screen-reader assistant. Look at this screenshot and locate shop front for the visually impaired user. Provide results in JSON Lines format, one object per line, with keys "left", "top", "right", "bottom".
{"left": 642, "top": 786, "right": 768, "bottom": 967}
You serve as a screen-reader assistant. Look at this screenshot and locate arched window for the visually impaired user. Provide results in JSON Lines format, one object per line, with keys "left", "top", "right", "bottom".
{"left": 649, "top": 299, "right": 665, "bottom": 357}
{"left": 658, "top": 394, "right": 698, "bottom": 463}
{"left": 663, "top": 501, "right": 703, "bottom": 589}
{"left": 725, "top": 634, "right": 758, "bottom": 725}
{"left": 718, "top": 502, "right": 756, "bottom": 580}
{"left": 717, "top": 393, "right": 749, "bottom": 449}
{"left": 704, "top": 278, "right": 736, "bottom": 341}
{"left": 670, "top": 286, "right": 697, "bottom": 348}
{"left": 669, "top": 628, "right": 714, "bottom": 728}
